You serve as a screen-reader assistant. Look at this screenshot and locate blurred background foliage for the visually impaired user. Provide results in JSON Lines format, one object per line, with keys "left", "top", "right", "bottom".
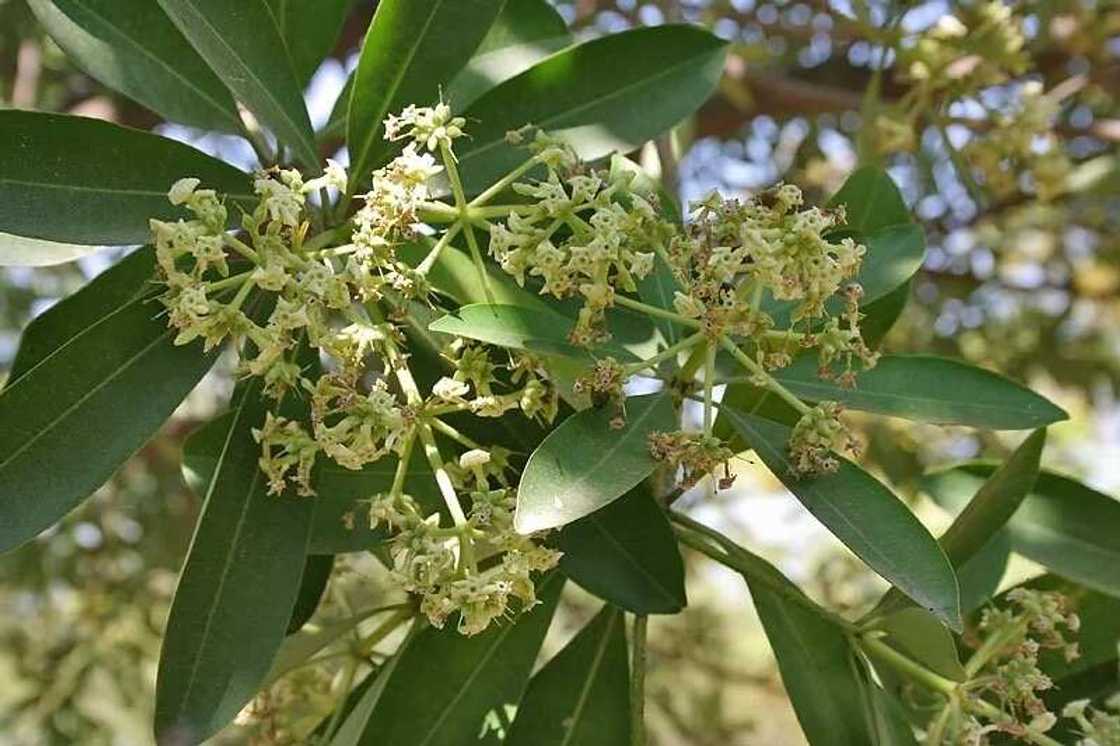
{"left": 1, "top": 0, "right": 1118, "bottom": 743}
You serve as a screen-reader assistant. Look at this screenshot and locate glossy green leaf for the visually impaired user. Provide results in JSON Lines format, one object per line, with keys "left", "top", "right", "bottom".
{"left": 429, "top": 303, "right": 638, "bottom": 363}
{"left": 559, "top": 485, "right": 686, "bottom": 614}
{"left": 458, "top": 25, "right": 727, "bottom": 192}
{"left": 347, "top": 0, "right": 506, "bottom": 190}
{"left": 872, "top": 608, "right": 966, "bottom": 681}
{"left": 505, "top": 606, "right": 630, "bottom": 746}
{"left": 955, "top": 531, "right": 1012, "bottom": 614}
{"left": 859, "top": 279, "right": 911, "bottom": 349}
{"left": 721, "top": 407, "right": 961, "bottom": 628}
{"left": 155, "top": 385, "right": 314, "bottom": 743}
{"left": 0, "top": 232, "right": 108, "bottom": 267}
{"left": 26, "top": 0, "right": 241, "bottom": 131}
{"left": 0, "top": 111, "right": 251, "bottom": 245}
{"left": 853, "top": 223, "right": 926, "bottom": 304}
{"left": 345, "top": 573, "right": 563, "bottom": 745}
{"left": 0, "top": 251, "right": 215, "bottom": 554}
{"left": 10, "top": 249, "right": 155, "bottom": 379}
{"left": 770, "top": 356, "right": 1067, "bottom": 429}
{"left": 446, "top": 0, "right": 570, "bottom": 110}
{"left": 925, "top": 465, "right": 1120, "bottom": 598}
{"left": 516, "top": 392, "right": 677, "bottom": 533}
{"left": 827, "top": 166, "right": 911, "bottom": 234}
{"left": 288, "top": 554, "right": 334, "bottom": 634}
{"left": 871, "top": 430, "right": 1044, "bottom": 622}
{"left": 750, "top": 578, "right": 882, "bottom": 745}
{"left": 266, "top": 0, "right": 351, "bottom": 86}
{"left": 157, "top": 0, "right": 318, "bottom": 169}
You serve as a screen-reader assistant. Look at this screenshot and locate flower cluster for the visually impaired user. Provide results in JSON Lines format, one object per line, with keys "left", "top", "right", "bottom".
{"left": 368, "top": 448, "right": 561, "bottom": 636}
{"left": 930, "top": 588, "right": 1081, "bottom": 744}
{"left": 648, "top": 431, "right": 735, "bottom": 489}
{"left": 787, "top": 402, "right": 859, "bottom": 475}
{"left": 488, "top": 136, "right": 668, "bottom": 345}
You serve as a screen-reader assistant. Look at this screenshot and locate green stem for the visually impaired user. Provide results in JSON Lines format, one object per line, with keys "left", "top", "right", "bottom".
{"left": 718, "top": 336, "right": 810, "bottom": 415}
{"left": 676, "top": 340, "right": 709, "bottom": 387}
{"left": 470, "top": 155, "right": 541, "bottom": 207}
{"left": 702, "top": 344, "right": 716, "bottom": 437}
{"left": 462, "top": 221, "right": 495, "bottom": 303}
{"left": 630, "top": 615, "right": 649, "bottom": 746}
{"left": 428, "top": 416, "right": 483, "bottom": 451}
{"left": 206, "top": 270, "right": 253, "bottom": 295}
{"left": 622, "top": 331, "right": 705, "bottom": 376}
{"left": 389, "top": 431, "right": 416, "bottom": 500}
{"left": 859, "top": 634, "right": 957, "bottom": 695}
{"left": 223, "top": 234, "right": 260, "bottom": 265}
{"left": 357, "top": 607, "right": 415, "bottom": 657}
{"left": 418, "top": 200, "right": 460, "bottom": 223}
{"left": 614, "top": 295, "right": 703, "bottom": 330}
{"left": 416, "top": 223, "right": 462, "bottom": 275}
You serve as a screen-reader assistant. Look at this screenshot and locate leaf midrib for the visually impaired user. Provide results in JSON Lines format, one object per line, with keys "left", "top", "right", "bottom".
{"left": 0, "top": 310, "right": 174, "bottom": 472}
{"left": 170, "top": 391, "right": 262, "bottom": 725}
{"left": 559, "top": 610, "right": 617, "bottom": 746}
{"left": 587, "top": 516, "right": 680, "bottom": 609}
{"left": 61, "top": 0, "right": 240, "bottom": 129}
{"left": 349, "top": 0, "right": 445, "bottom": 180}
{"left": 167, "top": 0, "right": 315, "bottom": 167}
{"left": 462, "top": 36, "right": 720, "bottom": 165}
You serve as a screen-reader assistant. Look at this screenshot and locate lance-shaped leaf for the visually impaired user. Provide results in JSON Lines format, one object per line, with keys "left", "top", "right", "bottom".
{"left": 871, "top": 430, "right": 1045, "bottom": 620}
{"left": 457, "top": 25, "right": 727, "bottom": 192}
{"left": 155, "top": 385, "right": 314, "bottom": 743}
{"left": 859, "top": 280, "right": 911, "bottom": 349}
{"left": 721, "top": 407, "right": 961, "bottom": 628}
{"left": 266, "top": 0, "right": 351, "bottom": 86}
{"left": 560, "top": 485, "right": 687, "bottom": 614}
{"left": 0, "top": 111, "right": 252, "bottom": 245}
{"left": 505, "top": 606, "right": 630, "bottom": 746}
{"left": 769, "top": 356, "right": 1067, "bottom": 430}
{"left": 157, "top": 0, "right": 319, "bottom": 169}
{"left": 516, "top": 392, "right": 676, "bottom": 533}
{"left": 347, "top": 0, "right": 506, "bottom": 191}
{"left": 748, "top": 564, "right": 892, "bottom": 744}
{"left": 0, "top": 250, "right": 215, "bottom": 554}
{"left": 924, "top": 464, "right": 1120, "bottom": 598}
{"left": 870, "top": 608, "right": 966, "bottom": 682}
{"left": 446, "top": 0, "right": 571, "bottom": 110}
{"left": 26, "top": 0, "right": 241, "bottom": 131}
{"left": 343, "top": 573, "right": 563, "bottom": 744}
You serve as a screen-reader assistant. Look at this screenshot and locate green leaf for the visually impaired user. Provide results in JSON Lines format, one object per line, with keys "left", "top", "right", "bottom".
{"left": 428, "top": 303, "right": 638, "bottom": 363}
{"left": 346, "top": 0, "right": 506, "bottom": 190}
{"left": 955, "top": 531, "right": 1012, "bottom": 614}
{"left": 859, "top": 279, "right": 911, "bottom": 349}
{"left": 0, "top": 232, "right": 108, "bottom": 267}
{"left": 515, "top": 392, "right": 677, "bottom": 533}
{"left": 157, "top": 0, "right": 319, "bottom": 169}
{"left": 852, "top": 223, "right": 926, "bottom": 305}
{"left": 924, "top": 465, "right": 1120, "bottom": 598}
{"left": 344, "top": 573, "right": 563, "bottom": 745}
{"left": 857, "top": 667, "right": 920, "bottom": 746}
{"left": 559, "top": 485, "right": 686, "bottom": 614}
{"left": 505, "top": 606, "right": 630, "bottom": 746}
{"left": 446, "top": 0, "right": 571, "bottom": 110}
{"left": 770, "top": 356, "right": 1068, "bottom": 430}
{"left": 183, "top": 413, "right": 441, "bottom": 554}
{"left": 0, "top": 251, "right": 215, "bottom": 554}
{"left": 827, "top": 166, "right": 911, "bottom": 234}
{"left": 720, "top": 407, "right": 961, "bottom": 628}
{"left": 26, "top": 0, "right": 241, "bottom": 131}
{"left": 457, "top": 25, "right": 727, "bottom": 192}
{"left": 266, "top": 0, "right": 351, "bottom": 86}
{"left": 871, "top": 608, "right": 966, "bottom": 682}
{"left": 10, "top": 248, "right": 155, "bottom": 378}
{"left": 870, "top": 430, "right": 1044, "bottom": 621}
{"left": 0, "top": 111, "right": 252, "bottom": 245}
{"left": 287, "top": 554, "right": 334, "bottom": 634}
{"left": 750, "top": 578, "right": 883, "bottom": 745}
{"left": 155, "top": 385, "right": 314, "bottom": 743}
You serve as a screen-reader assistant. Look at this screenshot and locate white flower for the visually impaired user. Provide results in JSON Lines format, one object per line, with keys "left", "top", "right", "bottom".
{"left": 168, "top": 177, "right": 201, "bottom": 205}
